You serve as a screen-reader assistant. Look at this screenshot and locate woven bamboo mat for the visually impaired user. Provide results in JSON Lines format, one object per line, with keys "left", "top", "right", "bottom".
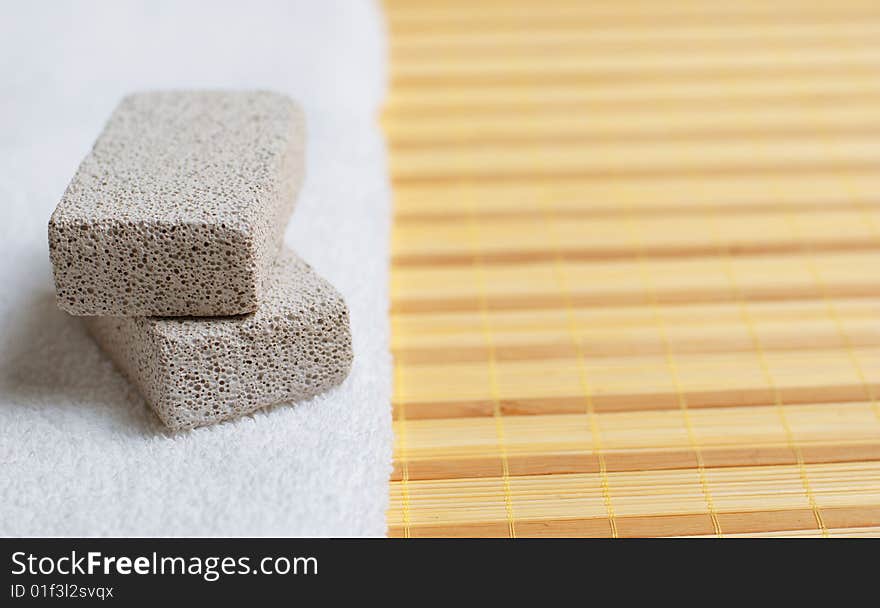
{"left": 382, "top": 0, "right": 880, "bottom": 537}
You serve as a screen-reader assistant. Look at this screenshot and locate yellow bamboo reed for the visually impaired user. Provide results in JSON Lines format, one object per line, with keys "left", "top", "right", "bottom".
{"left": 387, "top": 102, "right": 880, "bottom": 147}
{"left": 391, "top": 22, "right": 880, "bottom": 55}
{"left": 385, "top": 75, "right": 880, "bottom": 115}
{"left": 392, "top": 171, "right": 880, "bottom": 219}
{"left": 390, "top": 48, "right": 880, "bottom": 85}
{"left": 393, "top": 208, "right": 880, "bottom": 265}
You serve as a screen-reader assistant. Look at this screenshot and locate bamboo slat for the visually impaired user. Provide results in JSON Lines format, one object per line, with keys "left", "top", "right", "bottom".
{"left": 383, "top": 0, "right": 880, "bottom": 537}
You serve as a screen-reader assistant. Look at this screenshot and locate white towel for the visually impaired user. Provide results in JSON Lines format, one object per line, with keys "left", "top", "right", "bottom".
{"left": 0, "top": 0, "right": 392, "bottom": 536}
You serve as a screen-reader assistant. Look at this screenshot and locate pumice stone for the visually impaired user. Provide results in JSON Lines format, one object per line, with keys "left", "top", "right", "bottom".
{"left": 85, "top": 249, "right": 353, "bottom": 431}
{"left": 49, "top": 90, "right": 305, "bottom": 316}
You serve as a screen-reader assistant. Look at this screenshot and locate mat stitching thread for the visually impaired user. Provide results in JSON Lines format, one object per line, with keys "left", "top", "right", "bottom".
{"left": 465, "top": 182, "right": 517, "bottom": 538}
{"left": 393, "top": 363, "right": 413, "bottom": 537}
{"left": 730, "top": 42, "right": 829, "bottom": 534}
{"left": 810, "top": 101, "right": 880, "bottom": 424}
{"left": 739, "top": 79, "right": 829, "bottom": 534}
{"left": 625, "top": 207, "right": 724, "bottom": 537}
{"left": 705, "top": 207, "right": 826, "bottom": 536}
{"left": 538, "top": 189, "right": 619, "bottom": 538}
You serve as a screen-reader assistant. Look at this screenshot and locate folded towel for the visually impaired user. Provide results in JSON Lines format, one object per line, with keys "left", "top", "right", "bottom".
{"left": 0, "top": 0, "right": 392, "bottom": 536}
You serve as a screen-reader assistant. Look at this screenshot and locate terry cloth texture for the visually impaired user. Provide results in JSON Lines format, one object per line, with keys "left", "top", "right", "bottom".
{"left": 0, "top": 0, "right": 392, "bottom": 536}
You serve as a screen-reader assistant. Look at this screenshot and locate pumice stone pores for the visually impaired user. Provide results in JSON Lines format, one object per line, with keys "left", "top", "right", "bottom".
{"left": 49, "top": 90, "right": 306, "bottom": 317}
{"left": 85, "top": 249, "right": 353, "bottom": 431}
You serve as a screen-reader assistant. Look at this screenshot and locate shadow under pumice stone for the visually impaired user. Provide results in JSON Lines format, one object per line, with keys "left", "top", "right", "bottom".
{"left": 0, "top": 288, "right": 168, "bottom": 437}
{"left": 0, "top": 287, "right": 322, "bottom": 437}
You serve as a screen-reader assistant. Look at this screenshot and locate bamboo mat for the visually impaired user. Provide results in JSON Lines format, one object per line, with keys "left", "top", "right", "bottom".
{"left": 382, "top": 0, "right": 880, "bottom": 537}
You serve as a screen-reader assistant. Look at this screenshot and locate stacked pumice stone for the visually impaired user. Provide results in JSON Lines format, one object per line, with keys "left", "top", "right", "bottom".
{"left": 48, "top": 90, "right": 353, "bottom": 431}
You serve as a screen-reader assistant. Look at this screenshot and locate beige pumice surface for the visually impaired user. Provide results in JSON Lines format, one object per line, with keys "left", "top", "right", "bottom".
{"left": 85, "top": 248, "right": 353, "bottom": 431}
{"left": 49, "top": 90, "right": 305, "bottom": 317}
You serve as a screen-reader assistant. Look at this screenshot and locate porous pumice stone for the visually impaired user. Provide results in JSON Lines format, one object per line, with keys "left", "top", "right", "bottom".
{"left": 84, "top": 249, "right": 353, "bottom": 431}
{"left": 49, "top": 90, "right": 305, "bottom": 316}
